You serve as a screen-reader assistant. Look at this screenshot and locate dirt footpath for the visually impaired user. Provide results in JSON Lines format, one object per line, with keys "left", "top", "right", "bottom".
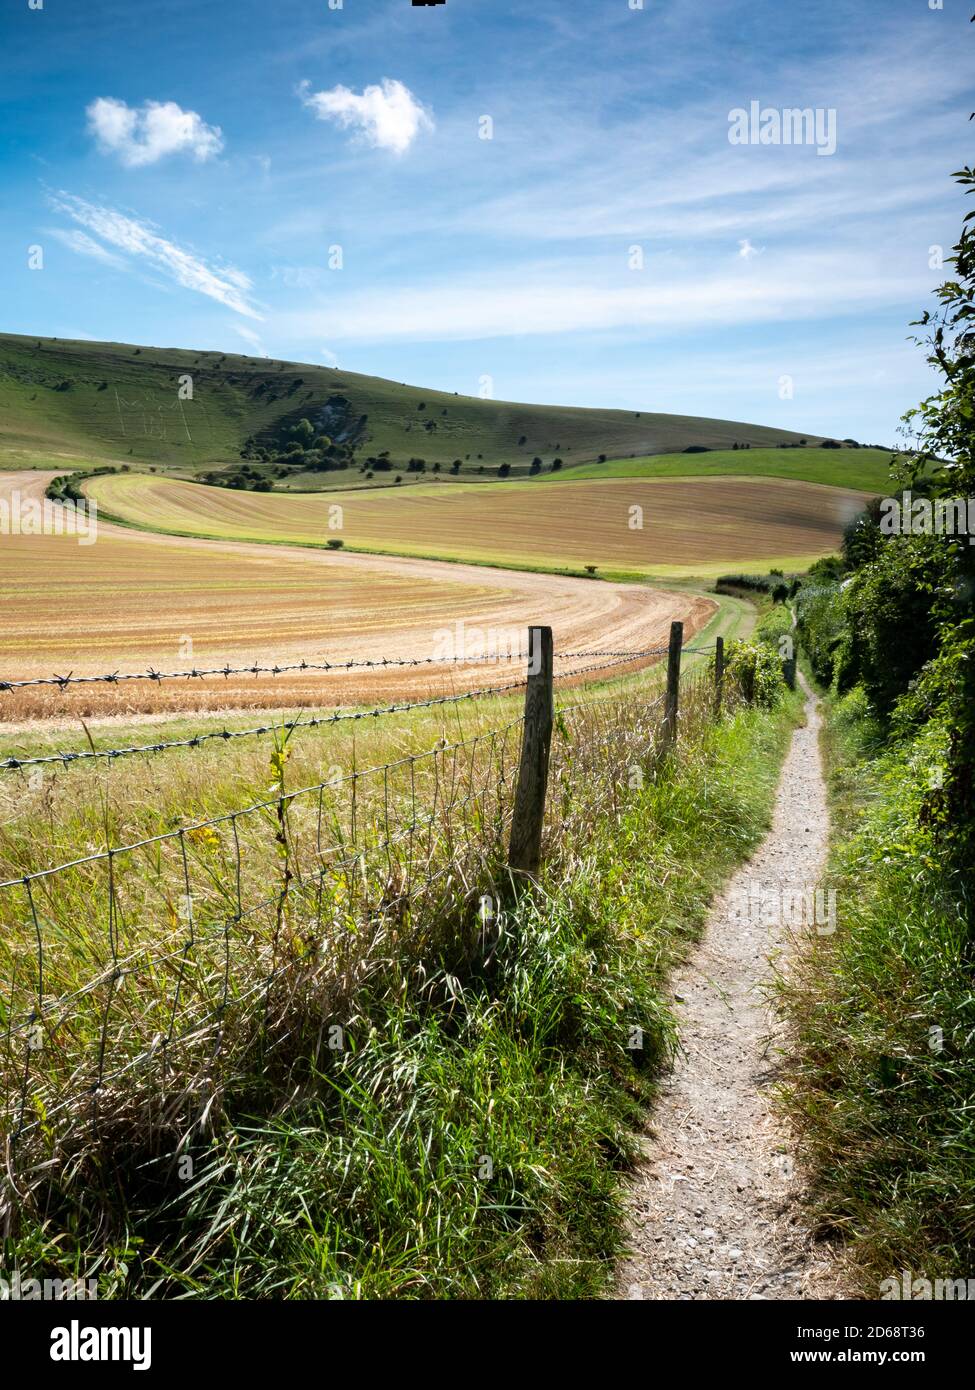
{"left": 618, "top": 676, "right": 841, "bottom": 1300}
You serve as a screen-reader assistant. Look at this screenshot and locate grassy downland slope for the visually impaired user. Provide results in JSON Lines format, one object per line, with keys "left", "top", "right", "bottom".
{"left": 562, "top": 446, "right": 896, "bottom": 493}
{"left": 0, "top": 332, "right": 820, "bottom": 473}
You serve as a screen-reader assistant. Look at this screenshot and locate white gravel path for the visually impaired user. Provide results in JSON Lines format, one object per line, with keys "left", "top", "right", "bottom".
{"left": 618, "top": 676, "right": 842, "bottom": 1300}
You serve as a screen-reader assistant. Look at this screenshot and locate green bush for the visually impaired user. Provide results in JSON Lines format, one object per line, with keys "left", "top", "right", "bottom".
{"left": 722, "top": 639, "right": 783, "bottom": 708}
{"left": 754, "top": 604, "right": 793, "bottom": 654}
{"left": 838, "top": 536, "right": 947, "bottom": 716}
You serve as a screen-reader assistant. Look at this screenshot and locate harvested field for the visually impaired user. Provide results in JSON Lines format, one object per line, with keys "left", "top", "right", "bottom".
{"left": 87, "top": 471, "right": 874, "bottom": 577}
{"left": 0, "top": 472, "right": 713, "bottom": 722}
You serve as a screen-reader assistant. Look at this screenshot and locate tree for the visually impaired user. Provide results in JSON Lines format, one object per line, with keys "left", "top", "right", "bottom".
{"left": 552, "top": 458, "right": 563, "bottom": 470}
{"left": 529, "top": 458, "right": 541, "bottom": 475}
{"left": 498, "top": 462, "right": 511, "bottom": 477}
{"left": 894, "top": 162, "right": 975, "bottom": 868}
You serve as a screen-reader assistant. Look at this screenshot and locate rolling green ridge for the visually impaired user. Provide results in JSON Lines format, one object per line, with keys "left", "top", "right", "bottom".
{"left": 0, "top": 332, "right": 822, "bottom": 475}
{"left": 561, "top": 446, "right": 898, "bottom": 493}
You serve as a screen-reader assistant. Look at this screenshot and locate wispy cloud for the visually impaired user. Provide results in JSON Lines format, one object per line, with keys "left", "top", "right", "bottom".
{"left": 275, "top": 248, "right": 922, "bottom": 344}
{"left": 298, "top": 78, "right": 433, "bottom": 154}
{"left": 50, "top": 192, "right": 262, "bottom": 319}
{"left": 233, "top": 324, "right": 267, "bottom": 354}
{"left": 86, "top": 97, "right": 223, "bottom": 167}
{"left": 47, "top": 227, "right": 124, "bottom": 267}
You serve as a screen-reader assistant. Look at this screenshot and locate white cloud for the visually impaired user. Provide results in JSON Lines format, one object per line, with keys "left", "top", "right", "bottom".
{"left": 86, "top": 97, "right": 223, "bottom": 168}
{"left": 50, "top": 192, "right": 262, "bottom": 319}
{"left": 738, "top": 238, "right": 762, "bottom": 260}
{"left": 298, "top": 78, "right": 433, "bottom": 154}
{"left": 48, "top": 228, "right": 124, "bottom": 267}
{"left": 321, "top": 348, "right": 340, "bottom": 367}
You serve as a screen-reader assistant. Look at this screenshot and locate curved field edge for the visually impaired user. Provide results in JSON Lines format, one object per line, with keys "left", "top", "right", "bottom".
{"left": 7, "top": 692, "right": 800, "bottom": 1299}
{"left": 83, "top": 472, "right": 869, "bottom": 582}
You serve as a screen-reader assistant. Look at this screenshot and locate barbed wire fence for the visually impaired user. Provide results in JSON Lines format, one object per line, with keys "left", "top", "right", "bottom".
{"left": 0, "top": 625, "right": 733, "bottom": 1218}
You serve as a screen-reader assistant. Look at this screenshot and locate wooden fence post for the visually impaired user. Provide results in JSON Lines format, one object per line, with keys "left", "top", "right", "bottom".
{"left": 508, "top": 626, "right": 554, "bottom": 878}
{"left": 714, "top": 635, "right": 725, "bottom": 718}
{"left": 660, "top": 620, "right": 683, "bottom": 755}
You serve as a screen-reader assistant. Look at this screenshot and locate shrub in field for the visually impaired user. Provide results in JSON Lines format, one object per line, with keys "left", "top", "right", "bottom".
{"left": 722, "top": 639, "right": 783, "bottom": 708}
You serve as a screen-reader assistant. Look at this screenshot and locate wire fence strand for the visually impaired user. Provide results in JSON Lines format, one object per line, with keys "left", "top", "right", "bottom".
{"left": 0, "top": 635, "right": 739, "bottom": 1197}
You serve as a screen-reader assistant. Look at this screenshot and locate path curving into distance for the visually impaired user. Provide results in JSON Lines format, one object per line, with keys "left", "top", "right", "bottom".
{"left": 618, "top": 676, "right": 841, "bottom": 1300}
{"left": 0, "top": 471, "right": 716, "bottom": 721}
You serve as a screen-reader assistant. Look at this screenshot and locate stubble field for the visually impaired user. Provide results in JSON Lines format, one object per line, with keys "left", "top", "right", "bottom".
{"left": 86, "top": 470, "right": 873, "bottom": 578}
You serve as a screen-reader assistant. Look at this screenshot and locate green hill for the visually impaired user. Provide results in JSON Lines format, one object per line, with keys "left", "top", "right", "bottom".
{"left": 558, "top": 446, "right": 898, "bottom": 493}
{"left": 0, "top": 332, "right": 824, "bottom": 477}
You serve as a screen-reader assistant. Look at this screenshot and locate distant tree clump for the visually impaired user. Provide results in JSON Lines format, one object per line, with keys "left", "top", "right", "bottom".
{"left": 498, "top": 463, "right": 511, "bottom": 477}
{"left": 529, "top": 458, "right": 541, "bottom": 475}
{"left": 551, "top": 459, "right": 563, "bottom": 471}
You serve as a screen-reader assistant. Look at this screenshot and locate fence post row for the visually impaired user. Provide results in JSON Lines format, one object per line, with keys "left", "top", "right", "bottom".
{"left": 714, "top": 634, "right": 725, "bottom": 717}
{"left": 660, "top": 620, "right": 684, "bottom": 756}
{"left": 508, "top": 626, "right": 554, "bottom": 878}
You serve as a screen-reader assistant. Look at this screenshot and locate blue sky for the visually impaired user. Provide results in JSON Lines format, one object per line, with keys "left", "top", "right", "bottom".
{"left": 1, "top": 0, "right": 971, "bottom": 444}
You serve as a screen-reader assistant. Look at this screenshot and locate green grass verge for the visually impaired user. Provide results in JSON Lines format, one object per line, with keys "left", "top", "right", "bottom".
{"left": 777, "top": 686, "right": 975, "bottom": 1289}
{"left": 562, "top": 447, "right": 896, "bottom": 492}
{"left": 8, "top": 695, "right": 798, "bottom": 1300}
